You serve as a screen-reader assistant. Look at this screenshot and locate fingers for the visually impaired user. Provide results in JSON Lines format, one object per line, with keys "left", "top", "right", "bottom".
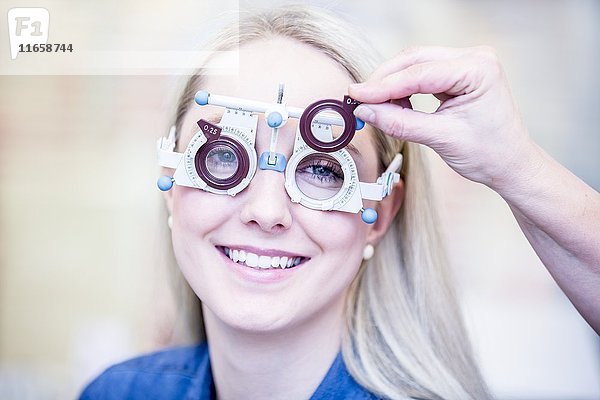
{"left": 369, "top": 46, "right": 470, "bottom": 81}
{"left": 350, "top": 59, "right": 477, "bottom": 104}
{"left": 354, "top": 102, "right": 452, "bottom": 147}
{"left": 350, "top": 46, "right": 502, "bottom": 104}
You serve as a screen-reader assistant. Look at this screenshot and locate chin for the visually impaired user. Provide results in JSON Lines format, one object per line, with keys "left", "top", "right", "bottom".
{"left": 211, "top": 302, "right": 299, "bottom": 334}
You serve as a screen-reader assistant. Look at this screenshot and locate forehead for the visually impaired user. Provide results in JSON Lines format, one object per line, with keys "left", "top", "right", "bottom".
{"left": 202, "top": 36, "right": 354, "bottom": 107}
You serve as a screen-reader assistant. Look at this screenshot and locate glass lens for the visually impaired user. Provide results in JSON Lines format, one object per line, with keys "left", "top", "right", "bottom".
{"left": 205, "top": 145, "right": 239, "bottom": 180}
{"left": 309, "top": 109, "right": 345, "bottom": 144}
{"left": 295, "top": 153, "right": 344, "bottom": 200}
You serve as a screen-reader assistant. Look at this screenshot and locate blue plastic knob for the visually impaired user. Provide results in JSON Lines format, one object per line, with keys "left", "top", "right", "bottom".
{"left": 355, "top": 117, "right": 365, "bottom": 130}
{"left": 361, "top": 208, "right": 378, "bottom": 224}
{"left": 267, "top": 112, "right": 283, "bottom": 128}
{"left": 157, "top": 175, "right": 174, "bottom": 191}
{"left": 194, "top": 90, "right": 209, "bottom": 106}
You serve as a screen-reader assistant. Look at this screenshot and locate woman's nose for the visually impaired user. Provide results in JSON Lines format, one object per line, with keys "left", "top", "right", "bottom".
{"left": 239, "top": 168, "right": 293, "bottom": 232}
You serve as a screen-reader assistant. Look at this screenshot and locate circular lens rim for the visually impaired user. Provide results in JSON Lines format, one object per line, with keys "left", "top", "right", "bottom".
{"left": 195, "top": 136, "right": 250, "bottom": 190}
{"left": 285, "top": 147, "right": 357, "bottom": 211}
{"left": 299, "top": 99, "right": 356, "bottom": 153}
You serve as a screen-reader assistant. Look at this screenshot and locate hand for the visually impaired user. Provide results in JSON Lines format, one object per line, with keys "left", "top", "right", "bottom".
{"left": 349, "top": 46, "right": 541, "bottom": 195}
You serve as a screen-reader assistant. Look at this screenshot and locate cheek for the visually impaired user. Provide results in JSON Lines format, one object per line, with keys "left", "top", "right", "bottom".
{"left": 172, "top": 186, "right": 234, "bottom": 233}
{"left": 170, "top": 187, "right": 234, "bottom": 289}
{"left": 301, "top": 207, "right": 368, "bottom": 273}
{"left": 302, "top": 210, "right": 368, "bottom": 315}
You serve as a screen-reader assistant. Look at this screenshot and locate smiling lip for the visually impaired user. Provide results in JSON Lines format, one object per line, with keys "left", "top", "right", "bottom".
{"left": 215, "top": 245, "right": 311, "bottom": 284}
{"left": 217, "top": 245, "right": 306, "bottom": 259}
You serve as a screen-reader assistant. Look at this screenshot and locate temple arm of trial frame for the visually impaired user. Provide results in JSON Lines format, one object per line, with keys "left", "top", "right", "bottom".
{"left": 359, "top": 154, "right": 403, "bottom": 201}
{"left": 157, "top": 126, "right": 183, "bottom": 169}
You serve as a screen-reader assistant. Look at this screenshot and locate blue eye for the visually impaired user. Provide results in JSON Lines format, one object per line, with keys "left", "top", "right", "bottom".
{"left": 298, "top": 162, "right": 343, "bottom": 183}
{"left": 205, "top": 146, "right": 239, "bottom": 179}
{"left": 295, "top": 153, "right": 344, "bottom": 197}
{"left": 295, "top": 154, "right": 344, "bottom": 200}
{"left": 217, "top": 150, "right": 235, "bottom": 163}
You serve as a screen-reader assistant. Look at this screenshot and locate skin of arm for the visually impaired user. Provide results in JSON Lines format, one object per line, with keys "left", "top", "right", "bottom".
{"left": 500, "top": 138, "right": 600, "bottom": 332}
{"left": 349, "top": 45, "right": 600, "bottom": 333}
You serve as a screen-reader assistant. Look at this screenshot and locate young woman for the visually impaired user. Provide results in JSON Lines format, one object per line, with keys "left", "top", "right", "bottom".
{"left": 80, "top": 6, "right": 600, "bottom": 400}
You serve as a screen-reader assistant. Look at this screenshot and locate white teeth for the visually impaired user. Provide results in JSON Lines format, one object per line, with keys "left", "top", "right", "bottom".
{"left": 258, "top": 256, "right": 271, "bottom": 268}
{"left": 223, "top": 247, "right": 304, "bottom": 270}
{"left": 279, "top": 256, "right": 288, "bottom": 268}
{"left": 246, "top": 253, "right": 258, "bottom": 267}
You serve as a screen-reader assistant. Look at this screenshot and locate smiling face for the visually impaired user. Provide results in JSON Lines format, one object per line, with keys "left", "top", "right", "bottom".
{"left": 164, "top": 37, "right": 395, "bottom": 334}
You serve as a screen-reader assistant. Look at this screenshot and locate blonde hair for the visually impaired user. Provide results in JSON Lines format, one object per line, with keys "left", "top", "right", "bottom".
{"left": 166, "top": 6, "right": 491, "bottom": 399}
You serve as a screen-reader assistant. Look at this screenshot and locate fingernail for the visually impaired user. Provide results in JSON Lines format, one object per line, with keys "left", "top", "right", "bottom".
{"left": 354, "top": 105, "right": 375, "bottom": 124}
{"left": 349, "top": 83, "right": 366, "bottom": 93}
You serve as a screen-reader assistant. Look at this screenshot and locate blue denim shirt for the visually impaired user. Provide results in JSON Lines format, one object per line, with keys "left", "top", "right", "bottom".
{"left": 79, "top": 342, "right": 380, "bottom": 399}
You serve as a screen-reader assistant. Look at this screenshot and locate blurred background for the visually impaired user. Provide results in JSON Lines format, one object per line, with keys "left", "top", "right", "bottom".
{"left": 1, "top": 0, "right": 598, "bottom": 399}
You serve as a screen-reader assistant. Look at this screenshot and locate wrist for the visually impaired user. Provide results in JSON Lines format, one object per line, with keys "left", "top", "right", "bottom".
{"left": 490, "top": 135, "right": 548, "bottom": 204}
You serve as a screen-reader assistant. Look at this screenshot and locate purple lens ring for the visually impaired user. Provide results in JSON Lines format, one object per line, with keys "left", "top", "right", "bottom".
{"left": 194, "top": 120, "right": 250, "bottom": 190}
{"left": 299, "top": 98, "right": 356, "bottom": 153}
{"left": 195, "top": 137, "right": 249, "bottom": 190}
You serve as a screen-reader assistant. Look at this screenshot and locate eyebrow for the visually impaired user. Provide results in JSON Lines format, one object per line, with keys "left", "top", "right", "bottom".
{"left": 345, "top": 142, "right": 362, "bottom": 159}
{"left": 190, "top": 112, "right": 223, "bottom": 136}
{"left": 203, "top": 112, "right": 223, "bottom": 123}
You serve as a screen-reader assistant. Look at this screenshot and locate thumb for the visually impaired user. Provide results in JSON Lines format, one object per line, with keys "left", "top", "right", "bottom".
{"left": 354, "top": 102, "right": 450, "bottom": 147}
